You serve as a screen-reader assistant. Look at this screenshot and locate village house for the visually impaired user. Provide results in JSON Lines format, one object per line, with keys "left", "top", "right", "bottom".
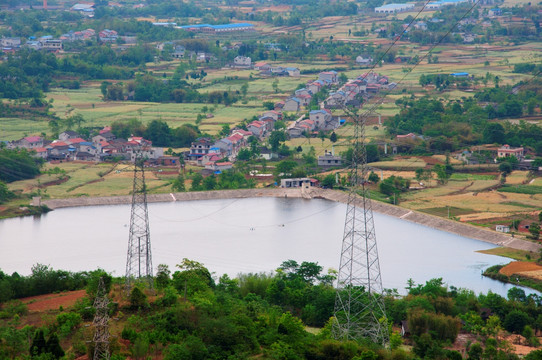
{"left": 74, "top": 151, "right": 96, "bottom": 161}
{"left": 259, "top": 147, "right": 278, "bottom": 160}
{"left": 259, "top": 116, "right": 276, "bottom": 130}
{"left": 198, "top": 151, "right": 223, "bottom": 166}
{"left": 356, "top": 56, "right": 373, "bottom": 66}
{"left": 129, "top": 147, "right": 163, "bottom": 162}
{"left": 307, "top": 80, "right": 325, "bottom": 94}
{"left": 254, "top": 62, "right": 270, "bottom": 71}
{"left": 1, "top": 37, "right": 21, "bottom": 48}
{"left": 280, "top": 178, "right": 317, "bottom": 188}
{"left": 496, "top": 225, "right": 510, "bottom": 233}
{"left": 324, "top": 91, "right": 347, "bottom": 108}
{"left": 296, "top": 94, "right": 312, "bottom": 107}
{"left": 172, "top": 45, "right": 185, "bottom": 59}
{"left": 318, "top": 71, "right": 338, "bottom": 84}
{"left": 155, "top": 155, "right": 181, "bottom": 166}
{"left": 48, "top": 141, "right": 75, "bottom": 160}
{"left": 92, "top": 132, "right": 116, "bottom": 146}
{"left": 283, "top": 97, "right": 301, "bottom": 112}
{"left": 247, "top": 120, "right": 267, "bottom": 138}
{"left": 25, "top": 41, "right": 42, "bottom": 50}
{"left": 40, "top": 39, "right": 62, "bottom": 51}
{"left": 33, "top": 147, "right": 49, "bottom": 160}
{"left": 233, "top": 56, "right": 252, "bottom": 68}
{"left": 287, "top": 119, "right": 316, "bottom": 138}
{"left": 17, "top": 136, "right": 44, "bottom": 149}
{"left": 231, "top": 128, "right": 253, "bottom": 140}
{"left": 318, "top": 151, "right": 343, "bottom": 167}
{"left": 59, "top": 130, "right": 80, "bottom": 142}
{"left": 205, "top": 161, "right": 234, "bottom": 172}
{"left": 189, "top": 138, "right": 214, "bottom": 160}
{"left": 214, "top": 138, "right": 234, "bottom": 157}
{"left": 309, "top": 109, "right": 332, "bottom": 129}
{"left": 497, "top": 144, "right": 524, "bottom": 160}
{"left": 285, "top": 67, "right": 300, "bottom": 77}
{"left": 261, "top": 110, "right": 282, "bottom": 121}
{"left": 99, "top": 29, "right": 118, "bottom": 42}
{"left": 295, "top": 88, "right": 311, "bottom": 97}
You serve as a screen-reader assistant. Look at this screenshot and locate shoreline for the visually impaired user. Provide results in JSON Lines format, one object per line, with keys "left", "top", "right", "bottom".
{"left": 42, "top": 187, "right": 541, "bottom": 253}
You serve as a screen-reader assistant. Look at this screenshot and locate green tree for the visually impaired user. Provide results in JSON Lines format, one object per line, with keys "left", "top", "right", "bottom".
{"left": 144, "top": 120, "right": 171, "bottom": 147}
{"left": 190, "top": 173, "right": 203, "bottom": 191}
{"left": 0, "top": 181, "right": 15, "bottom": 204}
{"left": 129, "top": 287, "right": 148, "bottom": 310}
{"left": 433, "top": 164, "right": 451, "bottom": 184}
{"left": 237, "top": 148, "right": 252, "bottom": 161}
{"left": 321, "top": 174, "right": 336, "bottom": 189}
{"left": 45, "top": 333, "right": 64, "bottom": 359}
{"left": 275, "top": 160, "right": 297, "bottom": 176}
{"left": 269, "top": 131, "right": 287, "bottom": 152}
{"left": 368, "top": 171, "right": 380, "bottom": 183}
{"left": 240, "top": 82, "right": 249, "bottom": 98}
{"left": 529, "top": 223, "right": 540, "bottom": 240}
{"left": 171, "top": 174, "right": 185, "bottom": 192}
{"left": 172, "top": 258, "right": 214, "bottom": 298}
{"left": 30, "top": 329, "right": 47, "bottom": 356}
{"left": 164, "top": 336, "right": 208, "bottom": 360}
{"left": 330, "top": 132, "right": 337, "bottom": 143}
{"left": 203, "top": 175, "right": 217, "bottom": 190}
{"left": 272, "top": 79, "right": 280, "bottom": 93}
{"left": 0, "top": 149, "right": 42, "bottom": 183}
{"left": 155, "top": 264, "right": 171, "bottom": 290}
{"left": 219, "top": 124, "right": 230, "bottom": 137}
{"left": 503, "top": 309, "right": 530, "bottom": 333}
{"left": 499, "top": 162, "right": 512, "bottom": 174}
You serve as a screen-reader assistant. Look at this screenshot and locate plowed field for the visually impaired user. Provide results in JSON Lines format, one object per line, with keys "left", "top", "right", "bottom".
{"left": 21, "top": 290, "right": 86, "bottom": 312}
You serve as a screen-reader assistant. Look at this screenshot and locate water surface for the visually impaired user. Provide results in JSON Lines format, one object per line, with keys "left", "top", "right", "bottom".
{"left": 0, "top": 197, "right": 529, "bottom": 296}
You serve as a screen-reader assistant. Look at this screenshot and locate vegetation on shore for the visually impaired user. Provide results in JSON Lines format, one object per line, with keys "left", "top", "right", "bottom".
{"left": 3, "top": 261, "right": 542, "bottom": 359}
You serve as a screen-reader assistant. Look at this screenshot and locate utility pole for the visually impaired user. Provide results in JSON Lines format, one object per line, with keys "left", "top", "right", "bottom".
{"left": 125, "top": 154, "right": 153, "bottom": 294}
{"left": 92, "top": 277, "right": 110, "bottom": 360}
{"left": 333, "top": 104, "right": 389, "bottom": 345}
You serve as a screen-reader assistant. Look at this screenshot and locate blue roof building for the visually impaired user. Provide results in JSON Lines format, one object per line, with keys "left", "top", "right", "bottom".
{"left": 179, "top": 23, "right": 255, "bottom": 33}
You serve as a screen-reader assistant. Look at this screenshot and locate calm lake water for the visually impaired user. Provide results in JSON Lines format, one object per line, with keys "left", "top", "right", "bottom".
{"left": 0, "top": 197, "right": 532, "bottom": 296}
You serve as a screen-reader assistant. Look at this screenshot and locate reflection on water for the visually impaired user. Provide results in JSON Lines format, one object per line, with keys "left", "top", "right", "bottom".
{"left": 0, "top": 197, "right": 533, "bottom": 296}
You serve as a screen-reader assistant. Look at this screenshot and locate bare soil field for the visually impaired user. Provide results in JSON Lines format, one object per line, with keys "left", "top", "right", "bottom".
{"left": 499, "top": 261, "right": 542, "bottom": 277}
{"left": 21, "top": 290, "right": 86, "bottom": 312}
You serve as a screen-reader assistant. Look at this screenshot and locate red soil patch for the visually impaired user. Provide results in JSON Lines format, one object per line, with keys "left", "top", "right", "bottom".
{"left": 499, "top": 261, "right": 542, "bottom": 277}
{"left": 21, "top": 290, "right": 86, "bottom": 312}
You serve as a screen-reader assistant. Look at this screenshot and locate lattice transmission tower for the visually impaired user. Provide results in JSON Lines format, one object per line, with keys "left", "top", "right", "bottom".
{"left": 125, "top": 155, "right": 154, "bottom": 293}
{"left": 332, "top": 105, "right": 389, "bottom": 345}
{"left": 92, "top": 277, "right": 110, "bottom": 360}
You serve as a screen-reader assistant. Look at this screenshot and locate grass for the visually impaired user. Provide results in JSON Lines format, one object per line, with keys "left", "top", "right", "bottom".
{"left": 450, "top": 173, "right": 497, "bottom": 181}
{"left": 6, "top": 162, "right": 176, "bottom": 199}
{"left": 0, "top": 118, "right": 50, "bottom": 140}
{"left": 500, "top": 201, "right": 540, "bottom": 209}
{"left": 478, "top": 247, "right": 538, "bottom": 261}
{"left": 498, "top": 185, "right": 542, "bottom": 195}
{"left": 417, "top": 206, "right": 475, "bottom": 218}
{"left": 369, "top": 158, "right": 426, "bottom": 170}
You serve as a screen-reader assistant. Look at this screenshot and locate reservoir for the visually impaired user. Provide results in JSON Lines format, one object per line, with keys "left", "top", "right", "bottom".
{"left": 0, "top": 197, "right": 529, "bottom": 296}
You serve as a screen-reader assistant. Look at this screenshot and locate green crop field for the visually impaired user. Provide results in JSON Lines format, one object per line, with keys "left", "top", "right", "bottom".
{"left": 499, "top": 185, "right": 542, "bottom": 195}
{"left": 450, "top": 173, "right": 497, "bottom": 181}
{"left": 0, "top": 118, "right": 50, "bottom": 140}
